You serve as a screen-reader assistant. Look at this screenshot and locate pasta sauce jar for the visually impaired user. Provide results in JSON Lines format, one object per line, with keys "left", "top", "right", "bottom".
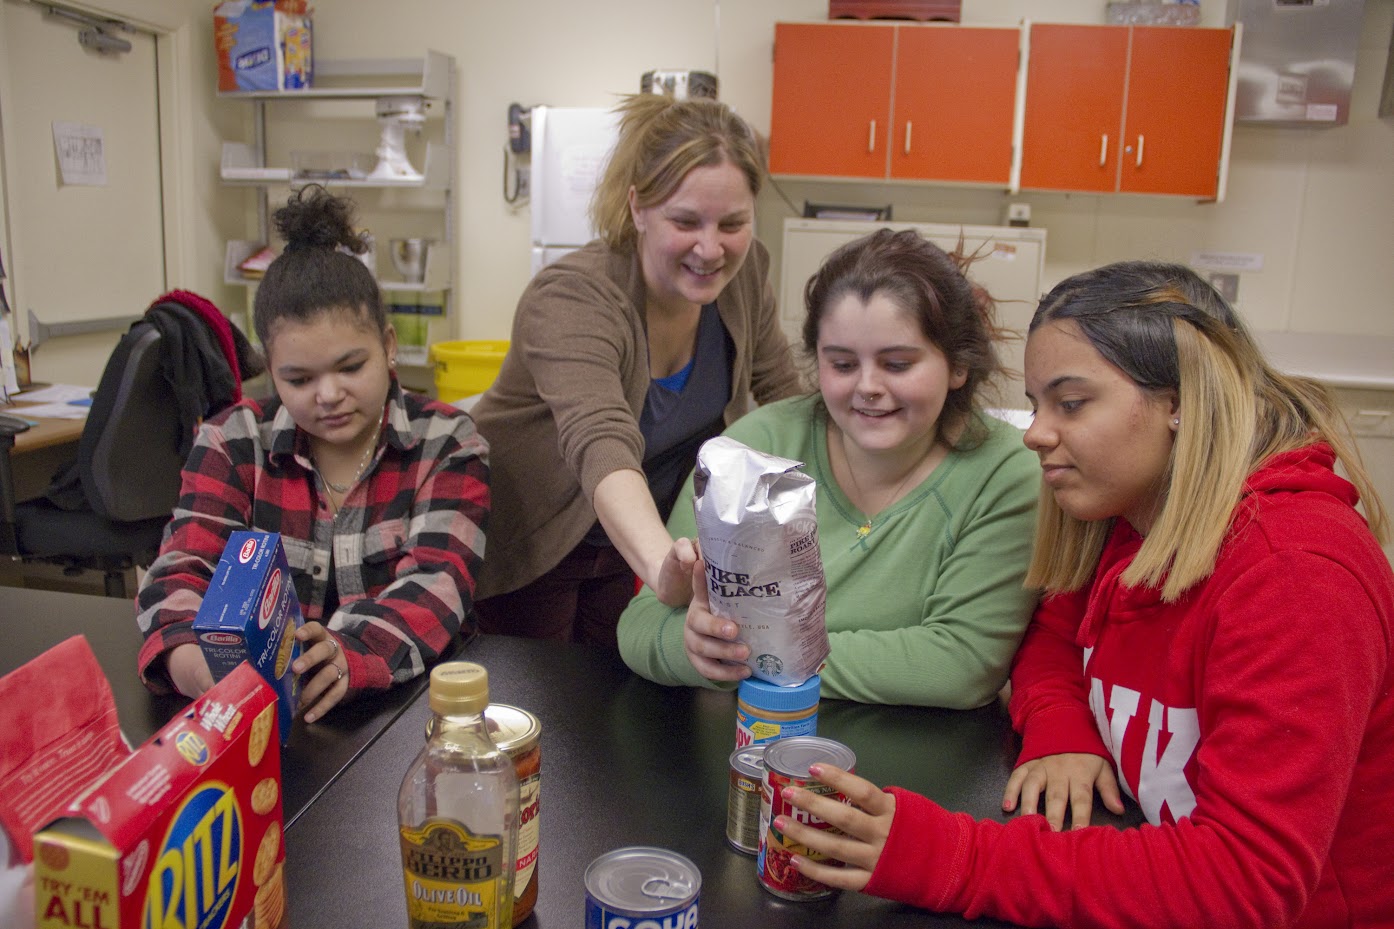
{"left": 757, "top": 736, "right": 856, "bottom": 901}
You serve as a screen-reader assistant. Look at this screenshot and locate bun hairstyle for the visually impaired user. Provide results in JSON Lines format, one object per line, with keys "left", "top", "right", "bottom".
{"left": 253, "top": 184, "right": 386, "bottom": 348}
{"left": 801, "top": 227, "right": 1006, "bottom": 451}
{"left": 1025, "top": 260, "right": 1387, "bottom": 600}
{"left": 589, "top": 93, "right": 764, "bottom": 251}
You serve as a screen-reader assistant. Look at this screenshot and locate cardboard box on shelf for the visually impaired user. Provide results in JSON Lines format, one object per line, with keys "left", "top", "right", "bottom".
{"left": 214, "top": 0, "right": 313, "bottom": 93}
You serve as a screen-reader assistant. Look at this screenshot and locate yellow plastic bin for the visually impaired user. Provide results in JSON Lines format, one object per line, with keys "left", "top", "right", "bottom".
{"left": 430, "top": 340, "right": 510, "bottom": 403}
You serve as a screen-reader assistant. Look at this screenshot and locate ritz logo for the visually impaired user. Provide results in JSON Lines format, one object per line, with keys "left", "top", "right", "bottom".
{"left": 143, "top": 783, "right": 242, "bottom": 929}
{"left": 238, "top": 538, "right": 258, "bottom": 564}
{"left": 174, "top": 732, "right": 210, "bottom": 767}
{"left": 259, "top": 569, "right": 282, "bottom": 630}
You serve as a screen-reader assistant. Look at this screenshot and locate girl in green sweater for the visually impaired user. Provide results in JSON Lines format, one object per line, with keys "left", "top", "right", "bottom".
{"left": 617, "top": 228, "right": 1040, "bottom": 707}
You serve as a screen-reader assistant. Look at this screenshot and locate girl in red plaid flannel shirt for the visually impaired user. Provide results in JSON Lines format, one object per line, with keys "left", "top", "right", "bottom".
{"left": 137, "top": 187, "right": 488, "bottom": 723}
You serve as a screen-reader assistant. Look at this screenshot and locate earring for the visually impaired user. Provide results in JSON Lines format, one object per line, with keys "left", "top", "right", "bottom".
{"left": 389, "top": 357, "right": 397, "bottom": 369}
{"left": 1172, "top": 418, "right": 1180, "bottom": 426}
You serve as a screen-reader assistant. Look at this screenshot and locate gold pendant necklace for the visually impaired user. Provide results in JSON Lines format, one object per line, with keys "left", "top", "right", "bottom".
{"left": 839, "top": 429, "right": 927, "bottom": 541}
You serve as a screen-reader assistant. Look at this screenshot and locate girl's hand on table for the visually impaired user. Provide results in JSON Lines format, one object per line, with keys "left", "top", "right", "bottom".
{"left": 1003, "top": 751, "right": 1124, "bottom": 831}
{"left": 294, "top": 622, "right": 348, "bottom": 723}
{"left": 168, "top": 643, "right": 214, "bottom": 698}
{"left": 683, "top": 557, "right": 751, "bottom": 682}
{"left": 778, "top": 764, "right": 896, "bottom": 892}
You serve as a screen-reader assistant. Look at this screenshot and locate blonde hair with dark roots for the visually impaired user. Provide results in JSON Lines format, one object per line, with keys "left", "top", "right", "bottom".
{"left": 589, "top": 94, "right": 763, "bottom": 250}
{"left": 1026, "top": 261, "right": 1387, "bottom": 602}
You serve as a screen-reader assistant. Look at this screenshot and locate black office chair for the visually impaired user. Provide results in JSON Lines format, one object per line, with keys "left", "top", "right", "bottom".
{"left": 0, "top": 321, "right": 193, "bottom": 597}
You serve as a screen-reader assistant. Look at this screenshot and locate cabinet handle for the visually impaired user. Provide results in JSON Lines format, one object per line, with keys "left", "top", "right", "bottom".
{"left": 1099, "top": 134, "right": 1109, "bottom": 167}
{"left": 1136, "top": 134, "right": 1145, "bottom": 168}
{"left": 904, "top": 121, "right": 912, "bottom": 156}
{"left": 868, "top": 120, "right": 876, "bottom": 153}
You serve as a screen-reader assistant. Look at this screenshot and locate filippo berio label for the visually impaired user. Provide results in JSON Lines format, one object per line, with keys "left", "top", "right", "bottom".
{"left": 399, "top": 819, "right": 507, "bottom": 928}
{"left": 693, "top": 436, "right": 830, "bottom": 686}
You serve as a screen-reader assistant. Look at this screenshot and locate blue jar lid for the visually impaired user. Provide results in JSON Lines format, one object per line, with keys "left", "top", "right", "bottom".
{"left": 738, "top": 674, "right": 820, "bottom": 711}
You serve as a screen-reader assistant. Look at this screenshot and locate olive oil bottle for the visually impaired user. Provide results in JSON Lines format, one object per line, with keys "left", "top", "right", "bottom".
{"left": 399, "top": 662, "right": 518, "bottom": 929}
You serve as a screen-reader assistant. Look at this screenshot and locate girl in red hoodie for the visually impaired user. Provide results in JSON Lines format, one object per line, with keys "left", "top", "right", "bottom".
{"left": 781, "top": 261, "right": 1394, "bottom": 929}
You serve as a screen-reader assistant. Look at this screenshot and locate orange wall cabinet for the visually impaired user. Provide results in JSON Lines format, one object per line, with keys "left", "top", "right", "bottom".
{"left": 1019, "top": 23, "right": 1236, "bottom": 198}
{"left": 770, "top": 22, "right": 1020, "bottom": 186}
{"left": 770, "top": 23, "right": 896, "bottom": 179}
{"left": 890, "top": 26, "right": 1019, "bottom": 184}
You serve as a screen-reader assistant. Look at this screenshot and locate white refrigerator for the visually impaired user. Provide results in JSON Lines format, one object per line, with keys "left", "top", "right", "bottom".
{"left": 529, "top": 106, "right": 619, "bottom": 275}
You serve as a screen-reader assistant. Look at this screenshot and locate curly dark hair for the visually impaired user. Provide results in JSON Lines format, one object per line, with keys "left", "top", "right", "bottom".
{"left": 252, "top": 185, "right": 385, "bottom": 348}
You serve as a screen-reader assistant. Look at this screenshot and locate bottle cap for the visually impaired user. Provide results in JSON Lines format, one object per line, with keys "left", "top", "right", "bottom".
{"left": 429, "top": 661, "right": 490, "bottom": 716}
{"left": 738, "top": 673, "right": 820, "bottom": 711}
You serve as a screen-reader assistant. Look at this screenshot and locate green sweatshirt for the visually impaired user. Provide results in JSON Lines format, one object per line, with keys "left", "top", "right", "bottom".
{"left": 617, "top": 395, "right": 1041, "bottom": 708}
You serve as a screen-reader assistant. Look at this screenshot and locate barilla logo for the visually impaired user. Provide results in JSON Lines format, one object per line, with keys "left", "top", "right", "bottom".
{"left": 238, "top": 538, "right": 258, "bottom": 563}
{"left": 143, "top": 783, "right": 242, "bottom": 929}
{"left": 234, "top": 47, "right": 271, "bottom": 71}
{"left": 202, "top": 632, "right": 242, "bottom": 646}
{"left": 592, "top": 902, "right": 699, "bottom": 929}
{"left": 259, "top": 568, "right": 281, "bottom": 630}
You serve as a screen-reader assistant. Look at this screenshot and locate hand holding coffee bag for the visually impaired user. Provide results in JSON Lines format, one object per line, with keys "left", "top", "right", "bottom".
{"left": 692, "top": 436, "right": 829, "bottom": 686}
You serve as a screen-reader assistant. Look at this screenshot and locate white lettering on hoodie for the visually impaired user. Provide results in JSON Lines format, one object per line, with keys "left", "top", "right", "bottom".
{"left": 1086, "top": 649, "right": 1200, "bottom": 824}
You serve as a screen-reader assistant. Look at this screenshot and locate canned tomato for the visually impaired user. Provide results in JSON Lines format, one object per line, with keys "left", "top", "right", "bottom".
{"left": 726, "top": 744, "right": 767, "bottom": 855}
{"left": 585, "top": 847, "right": 700, "bottom": 929}
{"left": 756, "top": 736, "right": 856, "bottom": 901}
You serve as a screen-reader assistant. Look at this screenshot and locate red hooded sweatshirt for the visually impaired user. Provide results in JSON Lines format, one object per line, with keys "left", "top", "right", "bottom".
{"left": 865, "top": 444, "right": 1394, "bottom": 929}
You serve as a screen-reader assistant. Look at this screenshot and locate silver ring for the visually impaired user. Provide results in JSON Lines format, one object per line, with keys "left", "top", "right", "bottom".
{"left": 327, "top": 636, "right": 338, "bottom": 656}
{"left": 335, "top": 665, "right": 344, "bottom": 683}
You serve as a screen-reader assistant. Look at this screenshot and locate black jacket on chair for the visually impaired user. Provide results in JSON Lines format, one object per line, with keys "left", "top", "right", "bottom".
{"left": 4, "top": 298, "right": 258, "bottom": 597}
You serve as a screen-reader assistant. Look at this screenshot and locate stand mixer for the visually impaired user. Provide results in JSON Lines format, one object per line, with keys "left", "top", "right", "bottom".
{"left": 368, "top": 95, "right": 426, "bottom": 181}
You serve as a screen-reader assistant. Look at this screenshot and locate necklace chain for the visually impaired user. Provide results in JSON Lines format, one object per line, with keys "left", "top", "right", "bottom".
{"left": 320, "top": 419, "right": 381, "bottom": 495}
{"left": 838, "top": 429, "right": 928, "bottom": 540}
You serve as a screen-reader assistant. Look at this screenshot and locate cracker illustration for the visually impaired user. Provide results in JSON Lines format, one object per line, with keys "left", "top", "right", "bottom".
{"left": 250, "top": 777, "right": 279, "bottom": 816}
{"left": 248, "top": 706, "right": 274, "bottom": 768}
{"left": 253, "top": 820, "right": 281, "bottom": 886}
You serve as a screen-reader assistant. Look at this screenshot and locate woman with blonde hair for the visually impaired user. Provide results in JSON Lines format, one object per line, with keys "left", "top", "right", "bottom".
{"left": 779, "top": 261, "right": 1393, "bottom": 928}
{"left": 471, "top": 93, "right": 800, "bottom": 646}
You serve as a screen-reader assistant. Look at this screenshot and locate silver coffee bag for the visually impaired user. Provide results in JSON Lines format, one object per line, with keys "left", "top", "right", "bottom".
{"left": 692, "top": 436, "right": 830, "bottom": 686}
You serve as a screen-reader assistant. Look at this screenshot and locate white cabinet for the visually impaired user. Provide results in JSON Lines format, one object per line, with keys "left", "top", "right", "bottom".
{"left": 218, "top": 51, "right": 456, "bottom": 367}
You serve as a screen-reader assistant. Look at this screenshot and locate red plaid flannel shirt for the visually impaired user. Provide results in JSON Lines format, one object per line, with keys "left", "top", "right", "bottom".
{"left": 136, "top": 381, "right": 488, "bottom": 697}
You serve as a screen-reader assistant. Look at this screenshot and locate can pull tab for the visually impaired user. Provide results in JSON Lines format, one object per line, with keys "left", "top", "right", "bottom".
{"left": 641, "top": 877, "right": 693, "bottom": 903}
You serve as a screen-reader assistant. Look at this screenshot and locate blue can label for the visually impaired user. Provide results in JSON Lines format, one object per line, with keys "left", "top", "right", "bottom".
{"left": 584, "top": 895, "right": 699, "bottom": 929}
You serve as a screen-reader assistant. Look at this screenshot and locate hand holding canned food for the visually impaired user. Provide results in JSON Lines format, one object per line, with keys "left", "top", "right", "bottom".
{"left": 684, "top": 556, "right": 754, "bottom": 681}
{"left": 776, "top": 764, "right": 896, "bottom": 892}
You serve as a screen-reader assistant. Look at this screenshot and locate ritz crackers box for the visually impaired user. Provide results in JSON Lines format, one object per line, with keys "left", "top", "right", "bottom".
{"left": 194, "top": 531, "right": 305, "bottom": 745}
{"left": 34, "top": 663, "right": 288, "bottom": 929}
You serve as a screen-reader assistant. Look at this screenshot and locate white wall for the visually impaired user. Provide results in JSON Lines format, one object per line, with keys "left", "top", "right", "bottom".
{"left": 193, "top": 0, "right": 1393, "bottom": 345}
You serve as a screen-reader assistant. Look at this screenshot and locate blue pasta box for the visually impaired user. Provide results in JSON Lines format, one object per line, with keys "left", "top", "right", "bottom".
{"left": 194, "top": 530, "right": 304, "bottom": 743}
{"left": 214, "top": 0, "right": 313, "bottom": 93}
